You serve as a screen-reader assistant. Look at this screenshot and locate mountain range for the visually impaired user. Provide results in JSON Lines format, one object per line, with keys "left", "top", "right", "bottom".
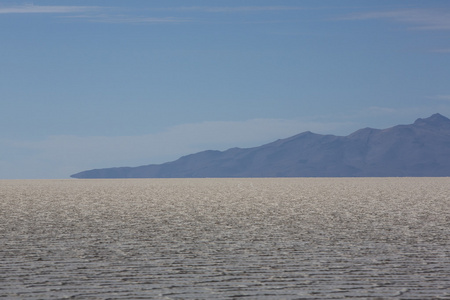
{"left": 71, "top": 113, "right": 450, "bottom": 178}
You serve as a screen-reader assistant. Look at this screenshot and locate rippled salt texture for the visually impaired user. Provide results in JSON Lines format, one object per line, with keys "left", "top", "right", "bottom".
{"left": 0, "top": 178, "right": 449, "bottom": 299}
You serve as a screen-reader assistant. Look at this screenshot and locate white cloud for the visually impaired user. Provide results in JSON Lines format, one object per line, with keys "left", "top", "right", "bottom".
{"left": 77, "top": 15, "right": 190, "bottom": 24}
{"left": 341, "top": 9, "right": 450, "bottom": 30}
{"left": 0, "top": 118, "right": 354, "bottom": 179}
{"left": 0, "top": 4, "right": 190, "bottom": 24}
{"left": 171, "top": 6, "right": 305, "bottom": 13}
{"left": 0, "top": 4, "right": 304, "bottom": 24}
{"left": 0, "top": 4, "right": 96, "bottom": 14}
{"left": 82, "top": 5, "right": 304, "bottom": 24}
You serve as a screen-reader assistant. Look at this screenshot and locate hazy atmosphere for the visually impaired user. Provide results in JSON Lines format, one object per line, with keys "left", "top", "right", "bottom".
{"left": 2, "top": 0, "right": 450, "bottom": 179}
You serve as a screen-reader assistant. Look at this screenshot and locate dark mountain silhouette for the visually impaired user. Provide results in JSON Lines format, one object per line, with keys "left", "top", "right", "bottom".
{"left": 71, "top": 113, "right": 450, "bottom": 178}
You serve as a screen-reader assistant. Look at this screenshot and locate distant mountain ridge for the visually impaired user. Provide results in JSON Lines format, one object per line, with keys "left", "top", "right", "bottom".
{"left": 71, "top": 113, "right": 450, "bottom": 178}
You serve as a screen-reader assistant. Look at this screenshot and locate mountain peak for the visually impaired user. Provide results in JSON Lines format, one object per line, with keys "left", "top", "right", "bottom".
{"left": 347, "top": 127, "right": 379, "bottom": 139}
{"left": 414, "top": 113, "right": 450, "bottom": 127}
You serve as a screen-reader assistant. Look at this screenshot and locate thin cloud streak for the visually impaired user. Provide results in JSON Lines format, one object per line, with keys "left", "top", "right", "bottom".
{"left": 0, "top": 4, "right": 304, "bottom": 25}
{"left": 0, "top": 4, "right": 190, "bottom": 24}
{"left": 69, "top": 15, "right": 190, "bottom": 24}
{"left": 341, "top": 9, "right": 450, "bottom": 30}
{"left": 170, "top": 6, "right": 306, "bottom": 13}
{"left": 0, "top": 4, "right": 97, "bottom": 14}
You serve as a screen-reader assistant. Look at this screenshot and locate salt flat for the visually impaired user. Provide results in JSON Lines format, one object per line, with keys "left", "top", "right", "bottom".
{"left": 0, "top": 178, "right": 449, "bottom": 299}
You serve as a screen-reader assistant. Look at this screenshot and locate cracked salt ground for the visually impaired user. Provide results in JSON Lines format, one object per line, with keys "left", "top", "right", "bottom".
{"left": 0, "top": 178, "right": 449, "bottom": 299}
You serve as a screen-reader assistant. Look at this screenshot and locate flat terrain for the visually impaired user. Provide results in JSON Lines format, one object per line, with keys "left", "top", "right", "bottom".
{"left": 0, "top": 178, "right": 449, "bottom": 299}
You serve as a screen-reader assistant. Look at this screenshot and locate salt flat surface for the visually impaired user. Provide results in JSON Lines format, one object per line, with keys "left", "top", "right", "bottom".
{"left": 0, "top": 178, "right": 449, "bottom": 299}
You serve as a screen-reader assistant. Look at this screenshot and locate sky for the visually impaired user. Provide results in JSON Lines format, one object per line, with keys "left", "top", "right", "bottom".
{"left": 1, "top": 0, "right": 450, "bottom": 179}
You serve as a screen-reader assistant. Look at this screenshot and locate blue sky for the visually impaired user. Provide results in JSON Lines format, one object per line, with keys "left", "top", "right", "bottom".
{"left": 1, "top": 0, "right": 450, "bottom": 179}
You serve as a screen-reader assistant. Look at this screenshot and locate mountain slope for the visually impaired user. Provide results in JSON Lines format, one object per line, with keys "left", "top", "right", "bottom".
{"left": 71, "top": 114, "right": 450, "bottom": 178}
